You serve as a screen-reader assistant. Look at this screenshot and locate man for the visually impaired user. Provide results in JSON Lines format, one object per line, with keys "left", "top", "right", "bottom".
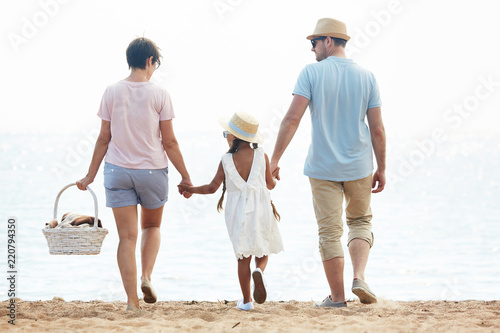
{"left": 271, "top": 18, "right": 386, "bottom": 308}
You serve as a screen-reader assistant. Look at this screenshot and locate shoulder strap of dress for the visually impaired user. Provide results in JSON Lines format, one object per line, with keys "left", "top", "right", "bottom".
{"left": 221, "top": 153, "right": 246, "bottom": 191}
{"left": 247, "top": 148, "right": 265, "bottom": 185}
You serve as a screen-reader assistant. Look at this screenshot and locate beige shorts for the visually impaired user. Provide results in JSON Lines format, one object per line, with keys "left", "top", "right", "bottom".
{"left": 309, "top": 175, "right": 374, "bottom": 261}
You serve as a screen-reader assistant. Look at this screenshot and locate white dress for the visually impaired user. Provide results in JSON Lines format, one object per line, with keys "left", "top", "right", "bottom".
{"left": 221, "top": 147, "right": 284, "bottom": 259}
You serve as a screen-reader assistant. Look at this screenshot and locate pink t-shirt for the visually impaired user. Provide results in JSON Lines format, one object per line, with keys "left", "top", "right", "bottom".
{"left": 98, "top": 80, "right": 175, "bottom": 169}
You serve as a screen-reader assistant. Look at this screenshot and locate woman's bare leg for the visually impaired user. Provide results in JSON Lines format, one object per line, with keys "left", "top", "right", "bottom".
{"left": 140, "top": 205, "right": 164, "bottom": 282}
{"left": 112, "top": 206, "right": 139, "bottom": 308}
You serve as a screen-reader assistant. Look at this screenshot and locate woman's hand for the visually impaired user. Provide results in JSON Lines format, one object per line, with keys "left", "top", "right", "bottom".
{"left": 76, "top": 175, "right": 94, "bottom": 191}
{"left": 178, "top": 179, "right": 193, "bottom": 198}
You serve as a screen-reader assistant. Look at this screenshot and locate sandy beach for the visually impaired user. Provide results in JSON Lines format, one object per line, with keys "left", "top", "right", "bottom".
{"left": 1, "top": 298, "right": 499, "bottom": 332}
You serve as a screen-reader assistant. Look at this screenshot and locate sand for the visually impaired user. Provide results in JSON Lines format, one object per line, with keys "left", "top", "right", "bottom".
{"left": 1, "top": 298, "right": 499, "bottom": 332}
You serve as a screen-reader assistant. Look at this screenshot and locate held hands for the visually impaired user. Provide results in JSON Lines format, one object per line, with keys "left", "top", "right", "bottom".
{"left": 178, "top": 179, "right": 193, "bottom": 198}
{"left": 372, "top": 169, "right": 386, "bottom": 193}
{"left": 270, "top": 160, "right": 281, "bottom": 181}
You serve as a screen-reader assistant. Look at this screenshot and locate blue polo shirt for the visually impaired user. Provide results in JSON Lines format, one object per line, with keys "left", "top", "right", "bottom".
{"left": 293, "top": 56, "right": 382, "bottom": 181}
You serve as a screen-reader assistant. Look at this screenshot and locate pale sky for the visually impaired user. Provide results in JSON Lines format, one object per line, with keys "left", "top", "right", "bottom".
{"left": 1, "top": 0, "right": 499, "bottom": 138}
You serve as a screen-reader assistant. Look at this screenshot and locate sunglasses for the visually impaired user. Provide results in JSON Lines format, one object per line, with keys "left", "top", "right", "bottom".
{"left": 223, "top": 130, "right": 230, "bottom": 138}
{"left": 311, "top": 36, "right": 327, "bottom": 48}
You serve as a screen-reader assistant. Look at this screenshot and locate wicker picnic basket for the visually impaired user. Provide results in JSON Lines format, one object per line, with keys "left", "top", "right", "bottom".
{"left": 42, "top": 183, "right": 108, "bottom": 255}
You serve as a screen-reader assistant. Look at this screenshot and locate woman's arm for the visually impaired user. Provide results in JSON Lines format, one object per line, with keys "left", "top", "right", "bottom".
{"left": 264, "top": 153, "right": 277, "bottom": 190}
{"left": 178, "top": 162, "right": 225, "bottom": 195}
{"left": 76, "top": 120, "right": 111, "bottom": 190}
{"left": 160, "top": 119, "right": 192, "bottom": 195}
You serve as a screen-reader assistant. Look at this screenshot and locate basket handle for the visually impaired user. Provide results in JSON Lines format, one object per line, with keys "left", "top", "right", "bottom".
{"left": 53, "top": 183, "right": 99, "bottom": 229}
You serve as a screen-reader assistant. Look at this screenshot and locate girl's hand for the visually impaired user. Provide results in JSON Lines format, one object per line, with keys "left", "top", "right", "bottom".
{"left": 76, "top": 176, "right": 94, "bottom": 191}
{"left": 177, "top": 184, "right": 188, "bottom": 193}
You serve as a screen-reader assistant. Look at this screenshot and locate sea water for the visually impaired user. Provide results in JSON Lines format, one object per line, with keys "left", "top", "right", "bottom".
{"left": 0, "top": 130, "right": 499, "bottom": 302}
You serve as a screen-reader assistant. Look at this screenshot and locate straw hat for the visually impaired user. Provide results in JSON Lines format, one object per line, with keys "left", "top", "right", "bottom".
{"left": 306, "top": 18, "right": 351, "bottom": 41}
{"left": 219, "top": 112, "right": 264, "bottom": 144}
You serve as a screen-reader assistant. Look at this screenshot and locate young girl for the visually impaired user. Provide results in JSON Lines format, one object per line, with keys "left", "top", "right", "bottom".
{"left": 178, "top": 111, "right": 283, "bottom": 310}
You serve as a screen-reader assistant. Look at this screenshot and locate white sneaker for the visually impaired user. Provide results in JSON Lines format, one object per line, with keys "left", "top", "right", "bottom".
{"left": 237, "top": 299, "right": 254, "bottom": 311}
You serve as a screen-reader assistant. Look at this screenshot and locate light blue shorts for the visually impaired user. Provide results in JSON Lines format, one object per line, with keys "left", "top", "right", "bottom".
{"left": 103, "top": 162, "right": 169, "bottom": 209}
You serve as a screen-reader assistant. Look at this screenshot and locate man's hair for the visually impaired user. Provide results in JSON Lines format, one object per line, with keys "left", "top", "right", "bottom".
{"left": 126, "top": 37, "right": 162, "bottom": 70}
{"left": 331, "top": 37, "right": 347, "bottom": 48}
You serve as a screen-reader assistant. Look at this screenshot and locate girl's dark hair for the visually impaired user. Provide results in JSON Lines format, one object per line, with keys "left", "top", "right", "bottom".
{"left": 227, "top": 138, "right": 258, "bottom": 154}
{"left": 126, "top": 37, "right": 162, "bottom": 70}
{"left": 217, "top": 138, "right": 280, "bottom": 221}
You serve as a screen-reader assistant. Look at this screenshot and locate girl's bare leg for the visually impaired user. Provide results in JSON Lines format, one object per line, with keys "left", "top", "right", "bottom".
{"left": 255, "top": 255, "right": 268, "bottom": 272}
{"left": 238, "top": 256, "right": 253, "bottom": 303}
{"left": 253, "top": 255, "right": 268, "bottom": 304}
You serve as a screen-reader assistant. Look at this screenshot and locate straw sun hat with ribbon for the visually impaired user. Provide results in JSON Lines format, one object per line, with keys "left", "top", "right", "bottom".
{"left": 306, "top": 17, "right": 351, "bottom": 41}
{"left": 219, "top": 111, "right": 264, "bottom": 144}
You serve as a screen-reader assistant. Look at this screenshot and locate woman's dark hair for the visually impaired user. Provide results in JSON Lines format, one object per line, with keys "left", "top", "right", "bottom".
{"left": 217, "top": 138, "right": 280, "bottom": 221}
{"left": 126, "top": 37, "right": 162, "bottom": 70}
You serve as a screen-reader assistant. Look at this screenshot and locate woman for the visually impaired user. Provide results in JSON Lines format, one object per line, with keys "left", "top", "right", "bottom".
{"left": 77, "top": 37, "right": 192, "bottom": 311}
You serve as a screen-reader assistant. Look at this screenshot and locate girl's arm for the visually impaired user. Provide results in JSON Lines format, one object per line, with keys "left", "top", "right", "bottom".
{"left": 264, "top": 153, "right": 277, "bottom": 190}
{"left": 160, "top": 119, "right": 192, "bottom": 195}
{"left": 77, "top": 120, "right": 111, "bottom": 190}
{"left": 178, "top": 162, "right": 225, "bottom": 195}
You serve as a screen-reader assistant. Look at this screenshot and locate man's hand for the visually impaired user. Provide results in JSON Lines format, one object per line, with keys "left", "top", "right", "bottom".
{"left": 270, "top": 160, "right": 280, "bottom": 181}
{"left": 372, "top": 169, "right": 386, "bottom": 193}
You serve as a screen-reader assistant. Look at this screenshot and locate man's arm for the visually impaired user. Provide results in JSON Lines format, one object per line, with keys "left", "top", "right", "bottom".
{"left": 366, "top": 107, "right": 386, "bottom": 193}
{"left": 270, "top": 94, "right": 309, "bottom": 180}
